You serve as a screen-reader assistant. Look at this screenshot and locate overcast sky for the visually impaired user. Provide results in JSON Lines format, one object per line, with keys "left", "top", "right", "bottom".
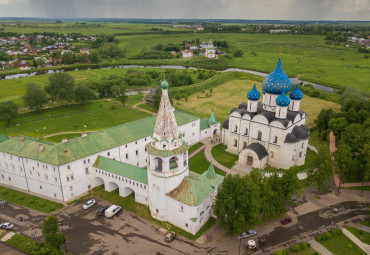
{"left": 1, "top": 0, "right": 369, "bottom": 21}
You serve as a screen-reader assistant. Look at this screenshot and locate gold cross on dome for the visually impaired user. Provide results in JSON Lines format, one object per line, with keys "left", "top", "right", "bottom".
{"left": 280, "top": 45, "right": 283, "bottom": 56}
{"left": 162, "top": 69, "right": 166, "bottom": 78}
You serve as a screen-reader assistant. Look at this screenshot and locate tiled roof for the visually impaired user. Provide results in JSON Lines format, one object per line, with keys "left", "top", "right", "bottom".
{"left": 0, "top": 111, "right": 199, "bottom": 166}
{"left": 167, "top": 171, "right": 223, "bottom": 206}
{"left": 93, "top": 156, "right": 148, "bottom": 184}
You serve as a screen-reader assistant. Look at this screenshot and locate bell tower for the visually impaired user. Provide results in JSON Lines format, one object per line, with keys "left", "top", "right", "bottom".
{"left": 146, "top": 76, "right": 190, "bottom": 221}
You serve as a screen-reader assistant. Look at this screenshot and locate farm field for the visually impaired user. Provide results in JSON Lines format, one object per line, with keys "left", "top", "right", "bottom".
{"left": 0, "top": 100, "right": 151, "bottom": 138}
{"left": 116, "top": 33, "right": 370, "bottom": 90}
{"left": 174, "top": 79, "right": 340, "bottom": 128}
{"left": 0, "top": 21, "right": 188, "bottom": 35}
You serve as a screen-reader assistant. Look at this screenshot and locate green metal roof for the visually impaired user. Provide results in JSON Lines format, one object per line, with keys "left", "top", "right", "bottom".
{"left": 206, "top": 161, "right": 216, "bottom": 179}
{"left": 0, "top": 134, "right": 9, "bottom": 144}
{"left": 0, "top": 111, "right": 199, "bottom": 166}
{"left": 200, "top": 118, "right": 219, "bottom": 130}
{"left": 145, "top": 141, "right": 190, "bottom": 157}
{"left": 93, "top": 156, "right": 148, "bottom": 184}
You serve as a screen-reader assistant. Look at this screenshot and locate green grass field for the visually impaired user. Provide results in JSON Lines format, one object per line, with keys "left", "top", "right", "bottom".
{"left": 1, "top": 100, "right": 150, "bottom": 138}
{"left": 189, "top": 149, "right": 225, "bottom": 176}
{"left": 211, "top": 144, "right": 239, "bottom": 169}
{"left": 346, "top": 226, "right": 370, "bottom": 245}
{"left": 174, "top": 79, "right": 340, "bottom": 129}
{"left": 318, "top": 232, "right": 367, "bottom": 255}
{"left": 361, "top": 221, "right": 370, "bottom": 227}
{"left": 0, "top": 185, "right": 63, "bottom": 213}
{"left": 137, "top": 102, "right": 157, "bottom": 113}
{"left": 188, "top": 142, "right": 204, "bottom": 155}
{"left": 5, "top": 233, "right": 37, "bottom": 253}
{"left": 116, "top": 33, "right": 370, "bottom": 90}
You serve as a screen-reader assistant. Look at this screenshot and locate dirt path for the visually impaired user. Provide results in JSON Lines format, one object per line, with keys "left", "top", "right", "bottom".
{"left": 43, "top": 131, "right": 97, "bottom": 138}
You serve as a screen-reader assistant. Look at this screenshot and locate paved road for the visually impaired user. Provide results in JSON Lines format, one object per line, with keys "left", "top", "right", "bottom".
{"left": 0, "top": 242, "right": 26, "bottom": 255}
{"left": 1, "top": 198, "right": 369, "bottom": 255}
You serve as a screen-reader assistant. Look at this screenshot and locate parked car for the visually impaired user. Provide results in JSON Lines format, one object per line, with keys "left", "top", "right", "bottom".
{"left": 281, "top": 217, "right": 292, "bottom": 225}
{"left": 0, "top": 222, "right": 14, "bottom": 230}
{"left": 97, "top": 205, "right": 110, "bottom": 216}
{"left": 165, "top": 231, "right": 176, "bottom": 243}
{"left": 241, "top": 229, "right": 257, "bottom": 238}
{"left": 105, "top": 205, "right": 121, "bottom": 218}
{"left": 83, "top": 199, "right": 96, "bottom": 210}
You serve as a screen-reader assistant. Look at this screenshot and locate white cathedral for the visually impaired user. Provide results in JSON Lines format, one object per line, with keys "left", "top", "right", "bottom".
{"left": 0, "top": 79, "right": 222, "bottom": 234}
{"left": 222, "top": 57, "right": 309, "bottom": 170}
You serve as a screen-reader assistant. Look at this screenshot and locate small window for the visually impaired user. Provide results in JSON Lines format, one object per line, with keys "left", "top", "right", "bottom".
{"left": 156, "top": 209, "right": 159, "bottom": 213}
{"left": 83, "top": 160, "right": 86, "bottom": 164}
{"left": 234, "top": 139, "right": 237, "bottom": 147}
{"left": 40, "top": 186, "right": 42, "bottom": 189}
{"left": 71, "top": 175, "right": 74, "bottom": 180}
{"left": 8, "top": 177, "right": 11, "bottom": 181}
{"left": 302, "top": 142, "right": 304, "bottom": 148}
{"left": 299, "top": 152, "right": 302, "bottom": 157}
{"left": 107, "top": 152, "right": 110, "bottom": 157}
{"left": 88, "top": 159, "right": 90, "bottom": 163}
{"left": 67, "top": 177, "right": 70, "bottom": 181}
{"left": 125, "top": 145, "right": 127, "bottom": 148}
{"left": 245, "top": 128, "right": 248, "bottom": 135}
{"left": 234, "top": 126, "right": 238, "bottom": 133}
{"left": 136, "top": 150, "right": 138, "bottom": 156}
{"left": 85, "top": 168, "right": 89, "bottom": 174}
{"left": 185, "top": 223, "right": 188, "bottom": 227}
{"left": 70, "top": 186, "right": 73, "bottom": 191}
{"left": 135, "top": 141, "right": 137, "bottom": 145}
{"left": 163, "top": 144, "right": 166, "bottom": 149}
{"left": 274, "top": 136, "right": 278, "bottom": 143}
{"left": 67, "top": 166, "right": 70, "bottom": 170}
{"left": 55, "top": 177, "right": 58, "bottom": 182}
{"left": 145, "top": 138, "right": 147, "bottom": 141}
{"left": 257, "top": 131, "right": 262, "bottom": 141}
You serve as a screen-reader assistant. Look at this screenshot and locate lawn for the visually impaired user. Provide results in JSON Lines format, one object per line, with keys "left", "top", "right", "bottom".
{"left": 188, "top": 142, "right": 204, "bottom": 155}
{"left": 5, "top": 233, "right": 36, "bottom": 253}
{"left": 90, "top": 186, "right": 215, "bottom": 240}
{"left": 189, "top": 149, "right": 225, "bottom": 176}
{"left": 308, "top": 130, "right": 330, "bottom": 153}
{"left": 318, "top": 232, "right": 367, "bottom": 255}
{"left": 211, "top": 144, "right": 239, "bottom": 169}
{"left": 138, "top": 102, "right": 158, "bottom": 113}
{"left": 126, "top": 94, "right": 145, "bottom": 106}
{"left": 0, "top": 185, "right": 63, "bottom": 213}
{"left": 174, "top": 79, "right": 340, "bottom": 129}
{"left": 1, "top": 100, "right": 150, "bottom": 138}
{"left": 361, "top": 221, "right": 370, "bottom": 227}
{"left": 346, "top": 226, "right": 370, "bottom": 245}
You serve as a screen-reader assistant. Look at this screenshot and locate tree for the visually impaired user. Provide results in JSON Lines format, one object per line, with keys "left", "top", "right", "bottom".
{"left": 45, "top": 73, "right": 75, "bottom": 105}
{"left": 22, "top": 83, "right": 47, "bottom": 112}
{"left": 61, "top": 51, "right": 75, "bottom": 64}
{"left": 359, "top": 143, "right": 370, "bottom": 193}
{"left": 74, "top": 84, "right": 95, "bottom": 106}
{"left": 76, "top": 53, "right": 87, "bottom": 63}
{"left": 308, "top": 152, "right": 333, "bottom": 193}
{"left": 328, "top": 117, "right": 348, "bottom": 141}
{"left": 41, "top": 215, "right": 65, "bottom": 251}
{"left": 333, "top": 144, "right": 353, "bottom": 192}
{"left": 89, "top": 50, "right": 100, "bottom": 63}
{"left": 233, "top": 50, "right": 244, "bottom": 57}
{"left": 315, "top": 108, "right": 336, "bottom": 135}
{"left": 153, "top": 86, "right": 162, "bottom": 110}
{"left": 0, "top": 100, "right": 18, "bottom": 124}
{"left": 111, "top": 84, "right": 128, "bottom": 105}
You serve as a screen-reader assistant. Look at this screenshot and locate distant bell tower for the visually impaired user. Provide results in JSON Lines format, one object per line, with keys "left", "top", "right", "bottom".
{"left": 146, "top": 76, "right": 190, "bottom": 221}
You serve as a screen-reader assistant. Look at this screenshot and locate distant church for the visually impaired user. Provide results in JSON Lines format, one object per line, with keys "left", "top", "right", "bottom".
{"left": 222, "top": 57, "right": 309, "bottom": 170}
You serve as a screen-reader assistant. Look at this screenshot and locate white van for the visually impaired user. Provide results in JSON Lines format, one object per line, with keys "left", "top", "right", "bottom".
{"left": 104, "top": 205, "right": 121, "bottom": 218}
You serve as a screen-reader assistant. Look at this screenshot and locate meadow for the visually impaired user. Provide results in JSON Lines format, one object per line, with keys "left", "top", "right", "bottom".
{"left": 0, "top": 100, "right": 150, "bottom": 138}
{"left": 116, "top": 32, "right": 369, "bottom": 90}
{"left": 174, "top": 79, "right": 340, "bottom": 128}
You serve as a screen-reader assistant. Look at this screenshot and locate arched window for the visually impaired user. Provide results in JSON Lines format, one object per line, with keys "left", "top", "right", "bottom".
{"left": 234, "top": 126, "right": 238, "bottom": 133}
{"left": 245, "top": 128, "right": 248, "bottom": 136}
{"left": 169, "top": 157, "right": 178, "bottom": 170}
{"left": 274, "top": 136, "right": 278, "bottom": 143}
{"left": 183, "top": 153, "right": 187, "bottom": 167}
{"left": 257, "top": 131, "right": 262, "bottom": 141}
{"left": 243, "top": 142, "right": 247, "bottom": 149}
{"left": 154, "top": 157, "right": 163, "bottom": 172}
{"left": 302, "top": 142, "right": 304, "bottom": 148}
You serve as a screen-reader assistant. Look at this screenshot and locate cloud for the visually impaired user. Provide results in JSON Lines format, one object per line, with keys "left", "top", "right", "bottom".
{"left": 2, "top": 0, "right": 369, "bottom": 20}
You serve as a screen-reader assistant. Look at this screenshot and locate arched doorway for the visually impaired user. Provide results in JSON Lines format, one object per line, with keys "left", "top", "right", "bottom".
{"left": 93, "top": 177, "right": 104, "bottom": 187}
{"left": 122, "top": 186, "right": 134, "bottom": 197}
{"left": 213, "top": 129, "right": 217, "bottom": 135}
{"left": 247, "top": 156, "right": 253, "bottom": 166}
{"left": 106, "top": 181, "right": 119, "bottom": 192}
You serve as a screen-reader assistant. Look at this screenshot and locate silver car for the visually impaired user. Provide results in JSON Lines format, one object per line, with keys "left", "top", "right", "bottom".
{"left": 0, "top": 222, "right": 14, "bottom": 230}
{"left": 83, "top": 199, "right": 96, "bottom": 210}
{"left": 241, "top": 229, "right": 257, "bottom": 238}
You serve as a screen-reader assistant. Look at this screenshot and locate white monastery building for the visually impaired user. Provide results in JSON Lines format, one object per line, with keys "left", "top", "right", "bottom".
{"left": 222, "top": 57, "right": 309, "bottom": 170}
{"left": 205, "top": 40, "right": 216, "bottom": 59}
{"left": 0, "top": 79, "right": 222, "bottom": 234}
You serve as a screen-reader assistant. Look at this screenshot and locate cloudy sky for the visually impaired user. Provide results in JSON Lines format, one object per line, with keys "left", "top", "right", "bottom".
{"left": 1, "top": 0, "right": 369, "bottom": 20}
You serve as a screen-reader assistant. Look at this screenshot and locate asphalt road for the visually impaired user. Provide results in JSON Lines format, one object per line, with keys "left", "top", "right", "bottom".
{"left": 0, "top": 199, "right": 369, "bottom": 255}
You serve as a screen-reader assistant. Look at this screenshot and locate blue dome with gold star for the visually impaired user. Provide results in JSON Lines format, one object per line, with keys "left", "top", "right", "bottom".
{"left": 290, "top": 83, "right": 303, "bottom": 100}
{"left": 262, "top": 57, "right": 291, "bottom": 94}
{"left": 276, "top": 89, "right": 290, "bottom": 107}
{"left": 247, "top": 84, "right": 260, "bottom": 101}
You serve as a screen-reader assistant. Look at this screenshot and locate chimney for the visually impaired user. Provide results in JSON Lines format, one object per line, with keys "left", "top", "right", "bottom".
{"left": 38, "top": 144, "right": 44, "bottom": 151}
{"left": 62, "top": 138, "right": 68, "bottom": 143}
{"left": 82, "top": 132, "right": 87, "bottom": 137}
{"left": 19, "top": 136, "right": 24, "bottom": 141}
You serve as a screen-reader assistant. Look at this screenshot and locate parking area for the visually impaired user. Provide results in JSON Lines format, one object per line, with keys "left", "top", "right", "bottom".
{"left": 0, "top": 198, "right": 218, "bottom": 255}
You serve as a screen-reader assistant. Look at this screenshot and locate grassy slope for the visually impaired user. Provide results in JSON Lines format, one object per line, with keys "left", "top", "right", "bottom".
{"left": 318, "top": 233, "right": 367, "bottom": 255}
{"left": 117, "top": 33, "right": 370, "bottom": 90}
{"left": 174, "top": 79, "right": 340, "bottom": 129}
{"left": 188, "top": 142, "right": 204, "bottom": 155}
{"left": 0, "top": 185, "right": 63, "bottom": 213}
{"left": 1, "top": 100, "right": 150, "bottom": 138}
{"left": 189, "top": 149, "right": 225, "bottom": 176}
{"left": 346, "top": 226, "right": 370, "bottom": 245}
{"left": 211, "top": 144, "right": 239, "bottom": 169}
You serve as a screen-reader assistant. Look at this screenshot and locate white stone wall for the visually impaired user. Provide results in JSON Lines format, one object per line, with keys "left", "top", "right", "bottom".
{"left": 179, "top": 120, "right": 200, "bottom": 146}
{"left": 0, "top": 152, "right": 29, "bottom": 191}
{"left": 200, "top": 123, "right": 220, "bottom": 140}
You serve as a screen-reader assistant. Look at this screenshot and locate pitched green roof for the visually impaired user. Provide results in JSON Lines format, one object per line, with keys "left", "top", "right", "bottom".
{"left": 93, "top": 156, "right": 148, "bottom": 184}
{"left": 206, "top": 161, "right": 216, "bottom": 179}
{"left": 200, "top": 118, "right": 219, "bottom": 130}
{"left": 0, "top": 134, "right": 9, "bottom": 144}
{"left": 0, "top": 111, "right": 199, "bottom": 166}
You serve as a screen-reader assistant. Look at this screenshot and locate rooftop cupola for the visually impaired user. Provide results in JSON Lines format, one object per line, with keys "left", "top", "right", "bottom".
{"left": 289, "top": 83, "right": 303, "bottom": 112}
{"left": 247, "top": 84, "right": 260, "bottom": 113}
{"left": 209, "top": 110, "right": 216, "bottom": 123}
{"left": 275, "top": 88, "right": 290, "bottom": 119}
{"left": 262, "top": 57, "right": 291, "bottom": 94}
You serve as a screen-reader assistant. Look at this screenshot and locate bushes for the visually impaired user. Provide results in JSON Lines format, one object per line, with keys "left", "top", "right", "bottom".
{"left": 288, "top": 242, "right": 311, "bottom": 253}
{"left": 316, "top": 229, "right": 342, "bottom": 241}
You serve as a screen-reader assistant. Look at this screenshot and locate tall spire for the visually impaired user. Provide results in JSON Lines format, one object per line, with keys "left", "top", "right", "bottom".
{"left": 206, "top": 161, "right": 216, "bottom": 179}
{"left": 209, "top": 110, "right": 216, "bottom": 123}
{"left": 152, "top": 77, "right": 181, "bottom": 150}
